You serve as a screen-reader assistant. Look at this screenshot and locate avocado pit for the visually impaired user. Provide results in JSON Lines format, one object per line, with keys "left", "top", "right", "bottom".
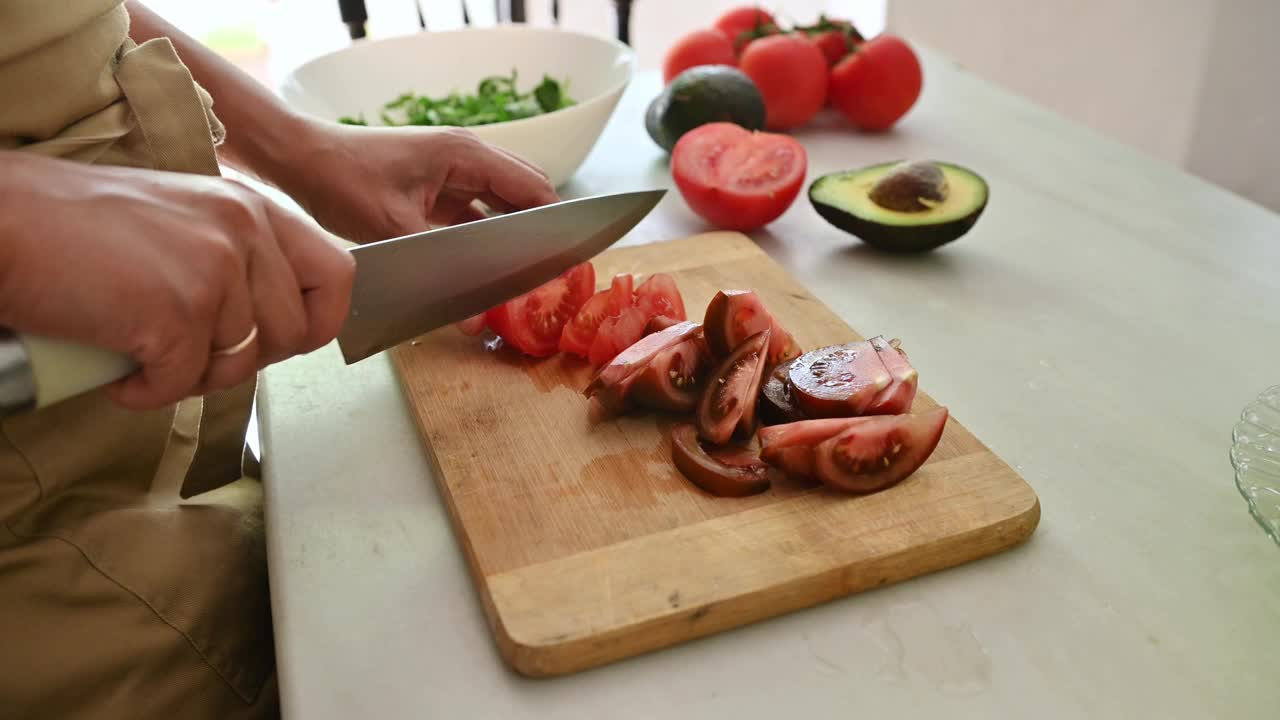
{"left": 867, "top": 160, "right": 949, "bottom": 212}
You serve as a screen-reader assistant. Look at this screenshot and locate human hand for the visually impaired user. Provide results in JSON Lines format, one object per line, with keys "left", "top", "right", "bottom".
{"left": 273, "top": 122, "right": 560, "bottom": 244}
{"left": 0, "top": 152, "right": 356, "bottom": 410}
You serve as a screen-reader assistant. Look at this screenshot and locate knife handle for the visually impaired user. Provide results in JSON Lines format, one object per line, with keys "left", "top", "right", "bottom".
{"left": 0, "top": 330, "right": 138, "bottom": 417}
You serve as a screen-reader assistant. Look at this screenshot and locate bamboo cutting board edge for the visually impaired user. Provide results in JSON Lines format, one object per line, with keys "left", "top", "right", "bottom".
{"left": 388, "top": 231, "right": 1041, "bottom": 677}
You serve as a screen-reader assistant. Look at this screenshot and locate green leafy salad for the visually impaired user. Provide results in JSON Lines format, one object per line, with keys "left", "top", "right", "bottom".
{"left": 338, "top": 71, "right": 575, "bottom": 127}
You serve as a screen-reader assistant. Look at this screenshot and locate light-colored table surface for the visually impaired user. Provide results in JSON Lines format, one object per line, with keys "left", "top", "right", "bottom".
{"left": 258, "top": 49, "right": 1280, "bottom": 719}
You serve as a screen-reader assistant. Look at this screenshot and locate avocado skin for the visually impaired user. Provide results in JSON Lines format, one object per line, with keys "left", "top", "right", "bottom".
{"left": 808, "top": 166, "right": 989, "bottom": 253}
{"left": 646, "top": 66, "right": 766, "bottom": 153}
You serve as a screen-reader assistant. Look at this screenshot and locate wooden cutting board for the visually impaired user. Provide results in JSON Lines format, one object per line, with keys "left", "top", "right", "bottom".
{"left": 390, "top": 231, "right": 1040, "bottom": 677}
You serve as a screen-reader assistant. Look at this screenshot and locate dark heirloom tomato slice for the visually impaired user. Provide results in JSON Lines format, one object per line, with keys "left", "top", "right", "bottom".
{"left": 635, "top": 273, "right": 687, "bottom": 322}
{"left": 759, "top": 358, "right": 806, "bottom": 425}
{"left": 758, "top": 417, "right": 863, "bottom": 478}
{"left": 485, "top": 262, "right": 595, "bottom": 357}
{"left": 671, "top": 424, "right": 770, "bottom": 497}
{"left": 813, "top": 407, "right": 948, "bottom": 493}
{"left": 585, "top": 321, "right": 702, "bottom": 397}
{"left": 788, "top": 340, "right": 891, "bottom": 417}
{"left": 697, "top": 328, "right": 770, "bottom": 445}
{"left": 630, "top": 338, "right": 710, "bottom": 412}
{"left": 702, "top": 289, "right": 800, "bottom": 366}
{"left": 864, "top": 336, "right": 918, "bottom": 414}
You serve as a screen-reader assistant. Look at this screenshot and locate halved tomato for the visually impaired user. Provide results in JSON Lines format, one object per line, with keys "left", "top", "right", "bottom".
{"left": 559, "top": 273, "right": 634, "bottom": 358}
{"left": 865, "top": 336, "right": 918, "bottom": 414}
{"left": 671, "top": 123, "right": 807, "bottom": 232}
{"left": 813, "top": 407, "right": 948, "bottom": 493}
{"left": 671, "top": 423, "right": 770, "bottom": 497}
{"left": 703, "top": 289, "right": 800, "bottom": 365}
{"left": 696, "top": 328, "right": 770, "bottom": 444}
{"left": 788, "top": 341, "right": 891, "bottom": 417}
{"left": 629, "top": 338, "right": 710, "bottom": 412}
{"left": 635, "top": 273, "right": 687, "bottom": 321}
{"left": 485, "top": 262, "right": 595, "bottom": 357}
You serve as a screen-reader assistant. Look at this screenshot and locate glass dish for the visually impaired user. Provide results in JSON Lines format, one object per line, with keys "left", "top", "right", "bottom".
{"left": 1230, "top": 385, "right": 1280, "bottom": 546}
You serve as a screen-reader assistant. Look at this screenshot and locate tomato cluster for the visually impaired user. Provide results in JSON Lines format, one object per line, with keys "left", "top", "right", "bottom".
{"left": 664, "top": 6, "right": 924, "bottom": 132}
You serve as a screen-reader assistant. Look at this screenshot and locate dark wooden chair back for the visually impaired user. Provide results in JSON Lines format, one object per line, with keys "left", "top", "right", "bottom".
{"left": 338, "top": 1, "right": 631, "bottom": 44}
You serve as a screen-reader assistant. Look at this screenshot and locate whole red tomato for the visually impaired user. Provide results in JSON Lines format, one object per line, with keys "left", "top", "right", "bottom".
{"left": 713, "top": 6, "right": 778, "bottom": 55}
{"left": 828, "top": 34, "right": 922, "bottom": 131}
{"left": 799, "top": 15, "right": 864, "bottom": 66}
{"left": 663, "top": 28, "right": 737, "bottom": 83}
{"left": 671, "top": 122, "right": 807, "bottom": 232}
{"left": 738, "top": 34, "right": 829, "bottom": 130}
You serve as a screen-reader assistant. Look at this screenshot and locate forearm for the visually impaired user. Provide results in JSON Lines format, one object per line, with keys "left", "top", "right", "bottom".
{"left": 123, "top": 1, "right": 314, "bottom": 188}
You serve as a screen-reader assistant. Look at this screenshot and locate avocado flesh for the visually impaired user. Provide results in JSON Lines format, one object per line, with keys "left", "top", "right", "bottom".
{"left": 809, "top": 161, "right": 989, "bottom": 252}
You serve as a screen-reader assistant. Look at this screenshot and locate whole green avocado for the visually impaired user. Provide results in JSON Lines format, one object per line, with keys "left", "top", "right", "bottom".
{"left": 645, "top": 65, "right": 767, "bottom": 153}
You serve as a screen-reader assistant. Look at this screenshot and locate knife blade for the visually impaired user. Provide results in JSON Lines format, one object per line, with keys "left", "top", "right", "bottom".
{"left": 337, "top": 188, "right": 665, "bottom": 364}
{"left": 0, "top": 189, "right": 665, "bottom": 416}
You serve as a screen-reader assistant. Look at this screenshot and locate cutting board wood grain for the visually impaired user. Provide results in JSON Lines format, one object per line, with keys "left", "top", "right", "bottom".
{"left": 390, "top": 231, "right": 1040, "bottom": 677}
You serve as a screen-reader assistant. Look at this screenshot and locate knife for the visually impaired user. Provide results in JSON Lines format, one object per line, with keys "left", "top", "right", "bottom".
{"left": 0, "top": 189, "right": 665, "bottom": 417}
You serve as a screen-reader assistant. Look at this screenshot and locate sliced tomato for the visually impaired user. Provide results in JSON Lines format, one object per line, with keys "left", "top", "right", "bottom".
{"left": 584, "top": 320, "right": 702, "bottom": 397}
{"left": 696, "top": 328, "right": 770, "bottom": 444}
{"left": 485, "top": 262, "right": 595, "bottom": 357}
{"left": 588, "top": 306, "right": 647, "bottom": 366}
{"left": 456, "top": 313, "right": 488, "bottom": 336}
{"left": 635, "top": 273, "right": 687, "bottom": 322}
{"left": 629, "top": 338, "right": 710, "bottom": 413}
{"left": 788, "top": 341, "right": 891, "bottom": 417}
{"left": 559, "top": 273, "right": 634, "bottom": 358}
{"left": 702, "top": 289, "right": 800, "bottom": 365}
{"left": 644, "top": 315, "right": 682, "bottom": 335}
{"left": 758, "top": 417, "right": 865, "bottom": 479}
{"left": 759, "top": 358, "right": 806, "bottom": 425}
{"left": 865, "top": 336, "right": 918, "bottom": 414}
{"left": 671, "top": 423, "right": 770, "bottom": 497}
{"left": 813, "top": 407, "right": 947, "bottom": 493}
{"left": 671, "top": 123, "right": 807, "bottom": 232}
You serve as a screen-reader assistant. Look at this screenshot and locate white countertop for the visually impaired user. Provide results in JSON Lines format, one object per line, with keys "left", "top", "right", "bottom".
{"left": 258, "top": 50, "right": 1280, "bottom": 719}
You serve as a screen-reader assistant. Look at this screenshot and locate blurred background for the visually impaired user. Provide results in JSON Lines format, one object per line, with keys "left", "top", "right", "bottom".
{"left": 146, "top": 0, "right": 1278, "bottom": 213}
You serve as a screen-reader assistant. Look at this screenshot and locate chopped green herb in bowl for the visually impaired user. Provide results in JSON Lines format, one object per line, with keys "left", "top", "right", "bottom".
{"left": 338, "top": 70, "right": 575, "bottom": 127}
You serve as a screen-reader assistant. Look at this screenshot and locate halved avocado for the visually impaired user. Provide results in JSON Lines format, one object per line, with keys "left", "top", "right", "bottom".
{"left": 809, "top": 160, "right": 989, "bottom": 252}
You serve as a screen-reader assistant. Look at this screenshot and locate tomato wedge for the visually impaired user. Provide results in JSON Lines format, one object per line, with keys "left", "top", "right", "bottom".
{"left": 703, "top": 289, "right": 800, "bottom": 366}
{"left": 696, "top": 328, "right": 770, "bottom": 444}
{"left": 788, "top": 341, "right": 891, "bottom": 417}
{"left": 629, "top": 338, "right": 710, "bottom": 412}
{"left": 813, "top": 407, "right": 948, "bottom": 493}
{"left": 485, "top": 262, "right": 595, "bottom": 357}
{"left": 758, "top": 417, "right": 866, "bottom": 479}
{"left": 559, "top": 274, "right": 634, "bottom": 358}
{"left": 585, "top": 320, "right": 703, "bottom": 397}
{"left": 671, "top": 423, "right": 770, "bottom": 497}
{"left": 588, "top": 306, "right": 648, "bottom": 366}
{"left": 635, "top": 273, "right": 687, "bottom": 322}
{"left": 644, "top": 315, "right": 682, "bottom": 335}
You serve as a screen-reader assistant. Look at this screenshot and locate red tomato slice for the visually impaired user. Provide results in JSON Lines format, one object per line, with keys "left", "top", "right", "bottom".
{"left": 588, "top": 306, "right": 648, "bottom": 366}
{"left": 864, "top": 336, "right": 918, "bottom": 414}
{"left": 559, "top": 273, "right": 634, "bottom": 358}
{"left": 634, "top": 273, "right": 687, "bottom": 321}
{"left": 788, "top": 340, "right": 891, "bottom": 417}
{"left": 485, "top": 262, "right": 594, "bottom": 357}
{"left": 671, "top": 123, "right": 807, "bottom": 232}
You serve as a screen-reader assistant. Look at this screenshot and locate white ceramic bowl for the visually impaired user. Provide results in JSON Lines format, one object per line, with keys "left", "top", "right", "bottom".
{"left": 279, "top": 26, "right": 635, "bottom": 188}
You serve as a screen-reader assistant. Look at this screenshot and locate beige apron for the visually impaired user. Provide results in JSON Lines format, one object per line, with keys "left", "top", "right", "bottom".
{"left": 0, "top": 3, "right": 277, "bottom": 717}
